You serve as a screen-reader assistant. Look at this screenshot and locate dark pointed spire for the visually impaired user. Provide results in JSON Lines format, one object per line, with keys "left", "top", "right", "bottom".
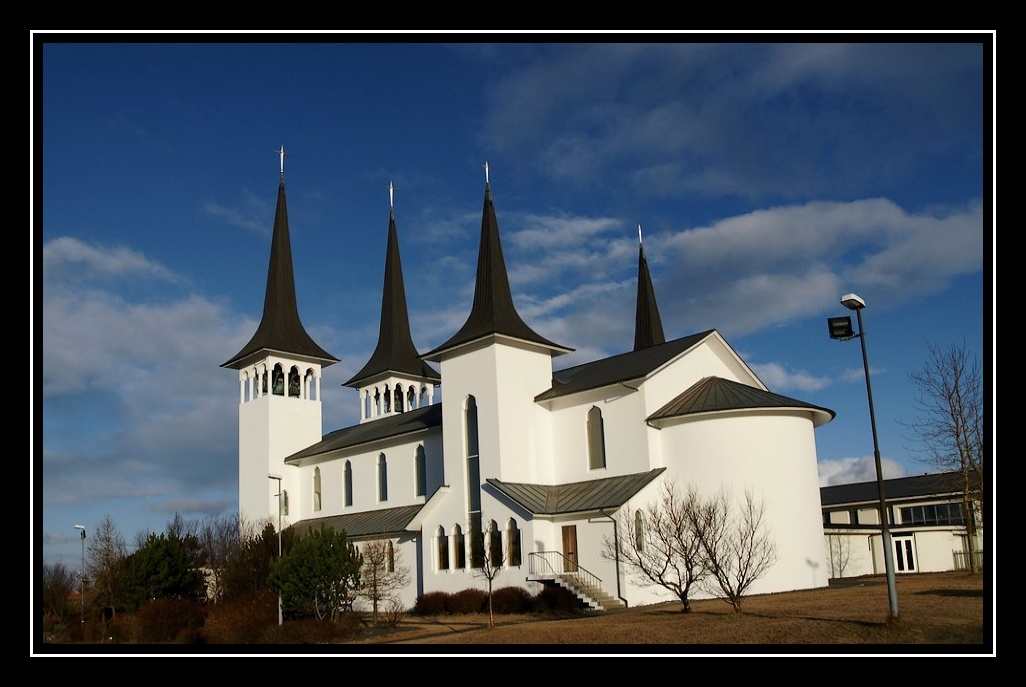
{"left": 425, "top": 176, "right": 571, "bottom": 360}
{"left": 344, "top": 184, "right": 440, "bottom": 387}
{"left": 222, "top": 172, "right": 337, "bottom": 369}
{"left": 634, "top": 225, "right": 666, "bottom": 351}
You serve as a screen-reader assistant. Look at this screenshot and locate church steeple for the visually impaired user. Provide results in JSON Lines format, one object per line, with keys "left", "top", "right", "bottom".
{"left": 222, "top": 150, "right": 337, "bottom": 370}
{"left": 633, "top": 225, "right": 666, "bottom": 351}
{"left": 424, "top": 166, "right": 571, "bottom": 360}
{"left": 345, "top": 183, "right": 440, "bottom": 388}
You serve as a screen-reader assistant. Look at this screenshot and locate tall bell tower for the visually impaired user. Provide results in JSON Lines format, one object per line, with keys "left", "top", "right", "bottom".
{"left": 221, "top": 148, "right": 338, "bottom": 529}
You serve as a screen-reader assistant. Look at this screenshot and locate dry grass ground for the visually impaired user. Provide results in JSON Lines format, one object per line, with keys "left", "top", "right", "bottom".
{"left": 348, "top": 571, "right": 991, "bottom": 653}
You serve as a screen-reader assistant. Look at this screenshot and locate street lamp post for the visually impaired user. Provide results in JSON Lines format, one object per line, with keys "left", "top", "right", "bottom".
{"left": 268, "top": 473, "right": 283, "bottom": 626}
{"left": 828, "top": 292, "right": 899, "bottom": 620}
{"left": 74, "top": 525, "right": 86, "bottom": 632}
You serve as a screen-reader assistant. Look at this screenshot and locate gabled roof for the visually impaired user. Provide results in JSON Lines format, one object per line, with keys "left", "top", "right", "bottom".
{"left": 222, "top": 178, "right": 338, "bottom": 370}
{"left": 289, "top": 504, "right": 424, "bottom": 540}
{"left": 634, "top": 239, "right": 666, "bottom": 351}
{"left": 487, "top": 468, "right": 665, "bottom": 516}
{"left": 535, "top": 331, "right": 714, "bottom": 402}
{"left": 285, "top": 403, "right": 442, "bottom": 463}
{"left": 344, "top": 205, "right": 440, "bottom": 387}
{"left": 820, "top": 471, "right": 980, "bottom": 507}
{"left": 423, "top": 183, "right": 572, "bottom": 360}
{"left": 647, "top": 376, "right": 835, "bottom": 427}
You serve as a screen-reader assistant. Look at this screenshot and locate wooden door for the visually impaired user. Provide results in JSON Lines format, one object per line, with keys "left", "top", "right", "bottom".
{"left": 562, "top": 525, "right": 578, "bottom": 572}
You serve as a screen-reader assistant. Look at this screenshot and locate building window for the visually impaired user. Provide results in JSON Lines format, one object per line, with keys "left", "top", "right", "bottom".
{"left": 288, "top": 366, "right": 301, "bottom": 397}
{"left": 487, "top": 520, "right": 502, "bottom": 566}
{"left": 384, "top": 385, "right": 392, "bottom": 413}
{"left": 344, "top": 461, "right": 353, "bottom": 507}
{"left": 282, "top": 490, "right": 289, "bottom": 517}
{"left": 386, "top": 540, "right": 395, "bottom": 573}
{"left": 587, "top": 406, "right": 606, "bottom": 469}
{"left": 453, "top": 525, "right": 466, "bottom": 569}
{"left": 506, "top": 518, "right": 522, "bottom": 567}
{"left": 378, "top": 453, "right": 388, "bottom": 502}
{"left": 415, "top": 446, "right": 427, "bottom": 497}
{"left": 465, "top": 396, "right": 484, "bottom": 568}
{"left": 900, "top": 502, "right": 965, "bottom": 527}
{"left": 313, "top": 467, "right": 322, "bottom": 512}
{"left": 408, "top": 386, "right": 416, "bottom": 409}
{"left": 394, "top": 385, "right": 404, "bottom": 413}
{"left": 634, "top": 509, "right": 645, "bottom": 552}
{"left": 272, "top": 363, "right": 285, "bottom": 395}
{"left": 364, "top": 391, "right": 371, "bottom": 419}
{"left": 436, "top": 526, "right": 449, "bottom": 570}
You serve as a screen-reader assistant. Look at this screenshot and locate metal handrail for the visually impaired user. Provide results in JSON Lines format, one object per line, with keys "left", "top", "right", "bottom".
{"left": 528, "top": 551, "right": 604, "bottom": 596}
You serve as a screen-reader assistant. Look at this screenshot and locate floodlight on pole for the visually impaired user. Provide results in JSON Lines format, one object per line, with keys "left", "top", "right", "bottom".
{"left": 828, "top": 292, "right": 899, "bottom": 620}
{"left": 74, "top": 525, "right": 86, "bottom": 630}
{"left": 268, "top": 473, "right": 284, "bottom": 626}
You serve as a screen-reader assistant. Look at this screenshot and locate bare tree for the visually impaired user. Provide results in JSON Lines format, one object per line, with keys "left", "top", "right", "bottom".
{"left": 601, "top": 479, "right": 708, "bottom": 612}
{"left": 904, "top": 341, "right": 985, "bottom": 571}
{"left": 196, "top": 512, "right": 244, "bottom": 603}
{"left": 690, "top": 488, "right": 777, "bottom": 612}
{"left": 471, "top": 522, "right": 505, "bottom": 627}
{"left": 358, "top": 539, "right": 411, "bottom": 625}
{"left": 42, "top": 562, "right": 75, "bottom": 625}
{"left": 87, "top": 515, "right": 128, "bottom": 619}
{"left": 825, "top": 534, "right": 852, "bottom": 579}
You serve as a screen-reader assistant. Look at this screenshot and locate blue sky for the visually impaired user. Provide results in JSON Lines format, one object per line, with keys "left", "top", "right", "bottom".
{"left": 34, "top": 35, "right": 992, "bottom": 572}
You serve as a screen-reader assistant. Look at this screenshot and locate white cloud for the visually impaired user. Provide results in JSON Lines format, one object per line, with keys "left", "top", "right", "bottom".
{"left": 818, "top": 455, "right": 906, "bottom": 487}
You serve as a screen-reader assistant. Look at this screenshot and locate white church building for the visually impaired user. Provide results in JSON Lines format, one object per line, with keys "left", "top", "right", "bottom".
{"left": 222, "top": 161, "right": 836, "bottom": 611}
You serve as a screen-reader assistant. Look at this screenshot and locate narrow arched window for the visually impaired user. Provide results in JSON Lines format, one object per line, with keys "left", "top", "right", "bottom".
{"left": 394, "top": 385, "right": 404, "bottom": 413}
{"left": 378, "top": 453, "right": 388, "bottom": 502}
{"left": 453, "top": 524, "right": 465, "bottom": 569}
{"left": 313, "top": 467, "right": 322, "bottom": 512}
{"left": 408, "top": 386, "right": 416, "bottom": 409}
{"left": 634, "top": 509, "right": 645, "bottom": 552}
{"left": 487, "top": 519, "right": 502, "bottom": 566}
{"left": 261, "top": 369, "right": 268, "bottom": 395}
{"left": 384, "top": 385, "right": 391, "bottom": 413}
{"left": 364, "top": 391, "right": 371, "bottom": 420}
{"left": 288, "top": 366, "right": 301, "bottom": 397}
{"left": 272, "top": 363, "right": 285, "bottom": 396}
{"left": 386, "top": 540, "right": 395, "bottom": 573}
{"left": 344, "top": 461, "right": 353, "bottom": 507}
{"left": 415, "top": 446, "right": 427, "bottom": 497}
{"left": 506, "top": 518, "right": 522, "bottom": 567}
{"left": 282, "top": 490, "right": 289, "bottom": 517}
{"left": 436, "top": 526, "right": 449, "bottom": 570}
{"left": 465, "top": 396, "right": 483, "bottom": 567}
{"left": 587, "top": 406, "right": 606, "bottom": 469}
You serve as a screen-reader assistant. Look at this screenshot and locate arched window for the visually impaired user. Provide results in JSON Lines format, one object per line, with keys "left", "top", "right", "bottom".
{"left": 487, "top": 520, "right": 502, "bottom": 566}
{"left": 384, "top": 385, "right": 391, "bottom": 413}
{"left": 288, "top": 366, "right": 301, "bottom": 397}
{"left": 261, "top": 369, "right": 268, "bottom": 395}
{"left": 394, "top": 385, "right": 404, "bottom": 413}
{"left": 634, "top": 509, "right": 645, "bottom": 552}
{"left": 436, "top": 526, "right": 449, "bottom": 570}
{"left": 587, "top": 406, "right": 606, "bottom": 469}
{"left": 415, "top": 446, "right": 427, "bottom": 497}
{"left": 313, "top": 467, "right": 322, "bottom": 512}
{"left": 453, "top": 524, "right": 466, "bottom": 569}
{"left": 465, "top": 396, "right": 483, "bottom": 567}
{"left": 378, "top": 453, "right": 388, "bottom": 502}
{"left": 282, "top": 490, "right": 289, "bottom": 517}
{"left": 408, "top": 386, "right": 416, "bottom": 409}
{"left": 272, "top": 363, "right": 285, "bottom": 396}
{"left": 506, "top": 518, "right": 522, "bottom": 567}
{"left": 363, "top": 391, "right": 371, "bottom": 419}
{"left": 344, "top": 461, "right": 353, "bottom": 507}
{"left": 386, "top": 540, "right": 395, "bottom": 573}
{"left": 374, "top": 388, "right": 381, "bottom": 416}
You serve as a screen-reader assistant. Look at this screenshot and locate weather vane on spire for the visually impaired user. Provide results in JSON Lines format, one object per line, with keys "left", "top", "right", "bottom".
{"left": 389, "top": 181, "right": 394, "bottom": 210}
{"left": 484, "top": 161, "right": 489, "bottom": 185}
{"left": 277, "top": 145, "right": 288, "bottom": 177}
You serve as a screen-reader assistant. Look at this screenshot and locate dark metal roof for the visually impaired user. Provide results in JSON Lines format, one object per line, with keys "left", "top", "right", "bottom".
{"left": 487, "top": 468, "right": 666, "bottom": 516}
{"left": 535, "top": 332, "right": 713, "bottom": 402}
{"left": 423, "top": 183, "right": 572, "bottom": 360}
{"left": 285, "top": 403, "right": 442, "bottom": 463}
{"left": 289, "top": 503, "right": 424, "bottom": 540}
{"left": 634, "top": 241, "right": 666, "bottom": 351}
{"left": 344, "top": 207, "right": 440, "bottom": 387}
{"left": 222, "top": 178, "right": 339, "bottom": 370}
{"left": 647, "top": 376, "right": 836, "bottom": 425}
{"left": 820, "top": 471, "right": 978, "bottom": 507}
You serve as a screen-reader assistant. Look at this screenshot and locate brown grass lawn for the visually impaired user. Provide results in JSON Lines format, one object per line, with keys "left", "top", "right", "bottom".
{"left": 348, "top": 571, "right": 992, "bottom": 653}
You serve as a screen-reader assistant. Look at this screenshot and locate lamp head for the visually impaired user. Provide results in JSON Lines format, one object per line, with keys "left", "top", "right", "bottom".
{"left": 840, "top": 293, "right": 866, "bottom": 310}
{"left": 268, "top": 473, "right": 283, "bottom": 481}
